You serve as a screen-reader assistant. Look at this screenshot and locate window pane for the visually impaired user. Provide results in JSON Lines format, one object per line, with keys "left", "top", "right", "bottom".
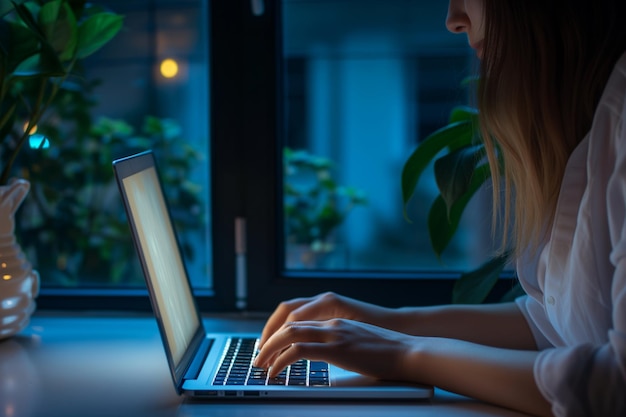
{"left": 283, "top": 0, "right": 492, "bottom": 273}
{"left": 14, "top": 1, "right": 211, "bottom": 289}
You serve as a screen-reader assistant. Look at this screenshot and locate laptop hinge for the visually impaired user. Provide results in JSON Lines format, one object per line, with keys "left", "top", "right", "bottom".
{"left": 183, "top": 337, "right": 214, "bottom": 382}
{"left": 235, "top": 217, "right": 247, "bottom": 310}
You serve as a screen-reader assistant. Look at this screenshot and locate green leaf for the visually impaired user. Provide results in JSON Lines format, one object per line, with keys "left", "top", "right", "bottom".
{"left": 75, "top": 12, "right": 123, "bottom": 59}
{"left": 11, "top": 1, "right": 45, "bottom": 39}
{"left": 499, "top": 281, "right": 526, "bottom": 302}
{"left": 39, "top": 1, "right": 63, "bottom": 28}
{"left": 0, "top": 0, "right": 19, "bottom": 17}
{"left": 12, "top": 40, "right": 65, "bottom": 77}
{"left": 427, "top": 164, "right": 491, "bottom": 255}
{"left": 434, "top": 146, "right": 488, "bottom": 214}
{"left": 401, "top": 120, "right": 474, "bottom": 220}
{"left": 452, "top": 251, "right": 511, "bottom": 304}
{"left": 427, "top": 190, "right": 472, "bottom": 256}
{"left": 449, "top": 105, "right": 479, "bottom": 124}
{"left": 460, "top": 75, "right": 480, "bottom": 88}
{"left": 39, "top": 0, "right": 77, "bottom": 61}
{"left": 427, "top": 196, "right": 458, "bottom": 257}
{"left": 5, "top": 21, "right": 39, "bottom": 73}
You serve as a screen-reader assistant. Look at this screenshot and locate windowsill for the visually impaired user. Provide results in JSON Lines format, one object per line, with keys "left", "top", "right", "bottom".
{"left": 1, "top": 311, "right": 531, "bottom": 417}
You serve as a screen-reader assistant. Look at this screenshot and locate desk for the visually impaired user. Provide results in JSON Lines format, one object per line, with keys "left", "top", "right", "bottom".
{"left": 0, "top": 313, "right": 531, "bottom": 417}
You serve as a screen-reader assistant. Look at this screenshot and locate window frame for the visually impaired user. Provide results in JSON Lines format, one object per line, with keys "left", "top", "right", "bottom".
{"left": 219, "top": 0, "right": 517, "bottom": 312}
{"left": 36, "top": 0, "right": 517, "bottom": 313}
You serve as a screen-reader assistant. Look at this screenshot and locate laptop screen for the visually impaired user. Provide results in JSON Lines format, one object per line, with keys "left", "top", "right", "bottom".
{"left": 119, "top": 159, "right": 200, "bottom": 366}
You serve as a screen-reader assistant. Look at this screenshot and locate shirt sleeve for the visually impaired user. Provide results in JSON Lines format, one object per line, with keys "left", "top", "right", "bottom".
{"left": 533, "top": 260, "right": 626, "bottom": 417}
{"left": 515, "top": 295, "right": 556, "bottom": 350}
{"left": 515, "top": 257, "right": 626, "bottom": 416}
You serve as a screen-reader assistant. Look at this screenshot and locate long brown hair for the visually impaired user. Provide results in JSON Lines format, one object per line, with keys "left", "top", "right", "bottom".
{"left": 478, "top": 0, "right": 626, "bottom": 254}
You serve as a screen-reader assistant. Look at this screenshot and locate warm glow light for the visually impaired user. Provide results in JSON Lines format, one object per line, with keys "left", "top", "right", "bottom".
{"left": 160, "top": 58, "right": 179, "bottom": 78}
{"left": 1, "top": 263, "right": 6, "bottom": 268}
{"left": 3, "top": 275, "right": 11, "bottom": 280}
{"left": 23, "top": 122, "right": 37, "bottom": 135}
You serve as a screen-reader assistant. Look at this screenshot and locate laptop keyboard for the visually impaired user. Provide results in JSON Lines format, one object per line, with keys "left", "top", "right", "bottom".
{"left": 212, "top": 337, "right": 330, "bottom": 387}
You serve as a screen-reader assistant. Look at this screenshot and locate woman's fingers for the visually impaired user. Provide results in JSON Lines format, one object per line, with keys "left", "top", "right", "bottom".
{"left": 259, "top": 293, "right": 345, "bottom": 347}
{"left": 256, "top": 321, "right": 327, "bottom": 368}
{"left": 259, "top": 297, "right": 312, "bottom": 347}
{"left": 265, "top": 342, "right": 328, "bottom": 378}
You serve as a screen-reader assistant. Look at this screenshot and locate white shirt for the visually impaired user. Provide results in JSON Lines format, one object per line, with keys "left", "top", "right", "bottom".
{"left": 516, "top": 52, "right": 626, "bottom": 417}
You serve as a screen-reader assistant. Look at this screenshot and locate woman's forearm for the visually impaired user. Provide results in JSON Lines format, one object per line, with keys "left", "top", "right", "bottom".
{"left": 406, "top": 337, "right": 552, "bottom": 417}
{"left": 385, "top": 301, "right": 538, "bottom": 350}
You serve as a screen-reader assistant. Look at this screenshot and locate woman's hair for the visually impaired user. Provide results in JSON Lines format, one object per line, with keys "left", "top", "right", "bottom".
{"left": 478, "top": 0, "right": 626, "bottom": 255}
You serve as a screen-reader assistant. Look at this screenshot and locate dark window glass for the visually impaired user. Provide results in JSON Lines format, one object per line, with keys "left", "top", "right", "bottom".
{"left": 16, "top": 1, "right": 211, "bottom": 295}
{"left": 282, "top": 1, "right": 490, "bottom": 273}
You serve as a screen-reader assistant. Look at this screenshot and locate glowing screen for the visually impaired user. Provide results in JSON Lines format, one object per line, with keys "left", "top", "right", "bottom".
{"left": 122, "top": 167, "right": 199, "bottom": 365}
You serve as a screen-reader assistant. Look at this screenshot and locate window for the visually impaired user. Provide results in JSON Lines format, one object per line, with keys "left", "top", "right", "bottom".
{"left": 31, "top": 0, "right": 212, "bottom": 310}
{"left": 281, "top": 1, "right": 483, "bottom": 272}
{"left": 33, "top": 0, "right": 512, "bottom": 312}
{"left": 215, "top": 0, "right": 513, "bottom": 312}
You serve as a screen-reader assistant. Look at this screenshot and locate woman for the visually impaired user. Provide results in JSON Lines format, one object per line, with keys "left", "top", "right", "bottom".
{"left": 254, "top": 1, "right": 626, "bottom": 416}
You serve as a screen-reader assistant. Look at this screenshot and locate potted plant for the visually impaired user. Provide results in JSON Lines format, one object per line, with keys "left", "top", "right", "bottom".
{"left": 401, "top": 100, "right": 521, "bottom": 303}
{"left": 0, "top": 0, "right": 122, "bottom": 338}
{"left": 284, "top": 148, "right": 367, "bottom": 269}
{"left": 17, "top": 114, "right": 205, "bottom": 285}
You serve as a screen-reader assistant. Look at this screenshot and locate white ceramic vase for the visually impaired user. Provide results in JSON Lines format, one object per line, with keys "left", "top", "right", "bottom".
{"left": 0, "top": 178, "right": 39, "bottom": 340}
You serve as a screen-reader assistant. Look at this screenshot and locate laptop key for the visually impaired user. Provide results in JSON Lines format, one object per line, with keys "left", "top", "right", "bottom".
{"left": 309, "top": 361, "right": 328, "bottom": 372}
{"left": 225, "top": 380, "right": 246, "bottom": 385}
{"left": 267, "top": 378, "right": 287, "bottom": 385}
{"left": 246, "top": 378, "right": 268, "bottom": 385}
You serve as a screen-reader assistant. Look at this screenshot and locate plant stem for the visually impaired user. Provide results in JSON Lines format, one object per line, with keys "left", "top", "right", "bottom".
{"left": 0, "top": 78, "right": 46, "bottom": 185}
{"left": 0, "top": 102, "right": 16, "bottom": 133}
{"left": 0, "top": 58, "right": 76, "bottom": 185}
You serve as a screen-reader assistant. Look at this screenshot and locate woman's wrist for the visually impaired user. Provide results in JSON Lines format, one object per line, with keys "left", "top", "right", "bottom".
{"left": 379, "top": 306, "right": 425, "bottom": 335}
{"left": 396, "top": 335, "right": 430, "bottom": 382}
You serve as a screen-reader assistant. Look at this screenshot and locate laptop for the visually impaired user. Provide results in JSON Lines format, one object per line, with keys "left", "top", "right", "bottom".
{"left": 112, "top": 150, "right": 433, "bottom": 400}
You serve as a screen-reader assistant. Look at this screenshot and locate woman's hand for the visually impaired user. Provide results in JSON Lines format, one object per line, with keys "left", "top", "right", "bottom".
{"left": 254, "top": 318, "right": 417, "bottom": 381}
{"left": 258, "top": 292, "right": 400, "bottom": 348}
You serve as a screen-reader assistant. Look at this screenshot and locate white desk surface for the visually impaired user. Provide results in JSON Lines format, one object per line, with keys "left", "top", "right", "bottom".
{"left": 0, "top": 313, "right": 532, "bottom": 417}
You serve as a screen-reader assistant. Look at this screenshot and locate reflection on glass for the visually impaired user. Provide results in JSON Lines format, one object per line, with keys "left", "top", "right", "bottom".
{"left": 283, "top": 1, "right": 490, "bottom": 272}
{"left": 284, "top": 148, "right": 367, "bottom": 269}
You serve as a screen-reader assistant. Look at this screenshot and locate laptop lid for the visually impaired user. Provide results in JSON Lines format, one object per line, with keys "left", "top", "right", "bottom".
{"left": 113, "top": 150, "right": 206, "bottom": 394}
